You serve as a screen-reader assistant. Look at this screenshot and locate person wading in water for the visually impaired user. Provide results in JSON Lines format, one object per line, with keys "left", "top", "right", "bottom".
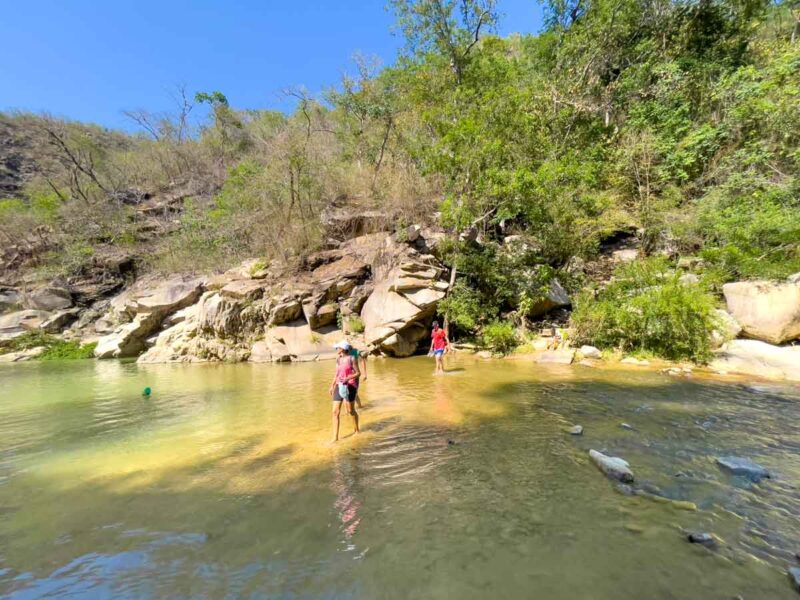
{"left": 330, "top": 341, "right": 360, "bottom": 443}
{"left": 428, "top": 321, "right": 450, "bottom": 375}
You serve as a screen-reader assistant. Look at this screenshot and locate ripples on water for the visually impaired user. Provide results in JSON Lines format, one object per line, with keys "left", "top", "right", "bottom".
{"left": 1, "top": 358, "right": 799, "bottom": 599}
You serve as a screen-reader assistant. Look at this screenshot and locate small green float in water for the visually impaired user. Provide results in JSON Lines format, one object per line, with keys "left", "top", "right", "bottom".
{"left": 142, "top": 387, "right": 152, "bottom": 397}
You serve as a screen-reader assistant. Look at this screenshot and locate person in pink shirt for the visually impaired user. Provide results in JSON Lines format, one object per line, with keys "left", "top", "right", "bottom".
{"left": 329, "top": 341, "right": 360, "bottom": 442}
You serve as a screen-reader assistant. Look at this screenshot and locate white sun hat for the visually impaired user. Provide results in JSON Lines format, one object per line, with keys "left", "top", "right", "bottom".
{"left": 333, "top": 340, "right": 351, "bottom": 350}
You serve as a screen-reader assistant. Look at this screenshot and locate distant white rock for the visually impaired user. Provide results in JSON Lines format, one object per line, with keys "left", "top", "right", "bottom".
{"left": 710, "top": 339, "right": 800, "bottom": 382}
{"left": 579, "top": 345, "right": 602, "bottom": 359}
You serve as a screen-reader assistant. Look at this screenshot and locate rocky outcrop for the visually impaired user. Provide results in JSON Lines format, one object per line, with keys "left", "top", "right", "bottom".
{"left": 137, "top": 231, "right": 451, "bottom": 363}
{"left": 710, "top": 340, "right": 800, "bottom": 382}
{"left": 362, "top": 255, "right": 447, "bottom": 357}
{"left": 95, "top": 277, "right": 203, "bottom": 358}
{"left": 722, "top": 280, "right": 800, "bottom": 344}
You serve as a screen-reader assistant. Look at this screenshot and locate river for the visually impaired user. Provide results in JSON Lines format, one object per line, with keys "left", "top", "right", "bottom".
{"left": 1, "top": 356, "right": 799, "bottom": 599}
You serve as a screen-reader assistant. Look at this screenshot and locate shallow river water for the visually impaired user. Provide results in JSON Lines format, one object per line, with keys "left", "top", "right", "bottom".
{"left": 1, "top": 356, "right": 799, "bottom": 599}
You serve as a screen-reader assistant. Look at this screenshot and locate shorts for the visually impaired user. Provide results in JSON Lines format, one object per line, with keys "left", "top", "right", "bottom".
{"left": 433, "top": 349, "right": 445, "bottom": 357}
{"left": 333, "top": 383, "right": 358, "bottom": 403}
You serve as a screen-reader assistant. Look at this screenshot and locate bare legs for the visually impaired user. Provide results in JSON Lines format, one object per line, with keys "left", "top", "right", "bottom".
{"left": 434, "top": 353, "right": 445, "bottom": 375}
{"left": 331, "top": 400, "right": 360, "bottom": 443}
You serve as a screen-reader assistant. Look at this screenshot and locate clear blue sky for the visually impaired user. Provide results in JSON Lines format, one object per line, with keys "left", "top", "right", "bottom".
{"left": 0, "top": 1, "right": 543, "bottom": 131}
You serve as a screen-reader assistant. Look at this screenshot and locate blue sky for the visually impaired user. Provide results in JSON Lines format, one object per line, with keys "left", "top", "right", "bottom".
{"left": 0, "top": 1, "right": 543, "bottom": 131}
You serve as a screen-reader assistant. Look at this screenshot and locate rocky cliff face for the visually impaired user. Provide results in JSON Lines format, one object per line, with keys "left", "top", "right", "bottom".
{"left": 86, "top": 228, "right": 452, "bottom": 363}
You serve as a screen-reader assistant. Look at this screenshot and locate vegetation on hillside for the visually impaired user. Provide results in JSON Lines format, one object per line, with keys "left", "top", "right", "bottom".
{"left": 2, "top": 0, "right": 799, "bottom": 360}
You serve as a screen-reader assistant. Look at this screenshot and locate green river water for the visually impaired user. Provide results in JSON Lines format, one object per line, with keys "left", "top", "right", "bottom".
{"left": 1, "top": 356, "right": 799, "bottom": 599}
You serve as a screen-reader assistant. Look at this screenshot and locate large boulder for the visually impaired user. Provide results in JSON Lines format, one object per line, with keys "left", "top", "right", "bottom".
{"left": 722, "top": 280, "right": 800, "bottom": 344}
{"left": 26, "top": 285, "right": 73, "bottom": 311}
{"left": 360, "top": 254, "right": 449, "bottom": 357}
{"left": 710, "top": 339, "right": 800, "bottom": 382}
{"left": 267, "top": 320, "right": 339, "bottom": 361}
{"left": 529, "top": 279, "right": 571, "bottom": 317}
{"left": 95, "top": 312, "right": 161, "bottom": 359}
{"left": 40, "top": 308, "right": 81, "bottom": 333}
{"left": 134, "top": 279, "right": 203, "bottom": 315}
{"left": 96, "top": 277, "right": 204, "bottom": 359}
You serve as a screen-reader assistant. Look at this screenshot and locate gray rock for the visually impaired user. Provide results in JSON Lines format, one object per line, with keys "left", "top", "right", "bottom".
{"left": 529, "top": 279, "right": 571, "bottom": 317}
{"left": 568, "top": 425, "right": 584, "bottom": 435}
{"left": 716, "top": 456, "right": 771, "bottom": 482}
{"left": 687, "top": 532, "right": 715, "bottom": 547}
{"left": 40, "top": 308, "right": 81, "bottom": 333}
{"left": 589, "top": 449, "right": 634, "bottom": 483}
{"left": 788, "top": 272, "right": 800, "bottom": 284}
{"left": 27, "top": 286, "right": 73, "bottom": 311}
{"left": 788, "top": 567, "right": 800, "bottom": 592}
{"left": 620, "top": 422, "right": 635, "bottom": 431}
{"left": 679, "top": 273, "right": 700, "bottom": 285}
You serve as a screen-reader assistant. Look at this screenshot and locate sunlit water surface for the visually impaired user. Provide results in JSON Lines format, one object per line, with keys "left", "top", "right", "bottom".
{"left": 1, "top": 356, "right": 799, "bottom": 599}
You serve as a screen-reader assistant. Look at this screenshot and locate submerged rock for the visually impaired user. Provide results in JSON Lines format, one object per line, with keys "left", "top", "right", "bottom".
{"left": 589, "top": 449, "right": 634, "bottom": 483}
{"left": 620, "top": 422, "right": 635, "bottom": 431}
{"left": 788, "top": 567, "right": 800, "bottom": 592}
{"left": 687, "top": 532, "right": 715, "bottom": 547}
{"left": 716, "top": 456, "right": 771, "bottom": 482}
{"left": 568, "top": 425, "right": 584, "bottom": 435}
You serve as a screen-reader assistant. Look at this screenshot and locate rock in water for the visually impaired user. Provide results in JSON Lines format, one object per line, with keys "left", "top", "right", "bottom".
{"left": 568, "top": 425, "right": 584, "bottom": 436}
{"left": 716, "top": 456, "right": 771, "bottom": 482}
{"left": 687, "top": 532, "right": 715, "bottom": 547}
{"left": 589, "top": 449, "right": 634, "bottom": 483}
{"left": 620, "top": 422, "right": 634, "bottom": 431}
{"left": 789, "top": 567, "right": 800, "bottom": 592}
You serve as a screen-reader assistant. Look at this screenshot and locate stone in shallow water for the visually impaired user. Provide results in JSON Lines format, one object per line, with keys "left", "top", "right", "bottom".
{"left": 620, "top": 422, "right": 635, "bottom": 431}
{"left": 589, "top": 449, "right": 634, "bottom": 483}
{"left": 568, "top": 425, "right": 583, "bottom": 435}
{"left": 716, "top": 456, "right": 771, "bottom": 482}
{"left": 687, "top": 532, "right": 715, "bottom": 547}
{"left": 788, "top": 567, "right": 800, "bottom": 592}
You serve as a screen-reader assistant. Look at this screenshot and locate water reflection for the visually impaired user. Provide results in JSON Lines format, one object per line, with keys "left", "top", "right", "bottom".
{"left": 332, "top": 454, "right": 364, "bottom": 546}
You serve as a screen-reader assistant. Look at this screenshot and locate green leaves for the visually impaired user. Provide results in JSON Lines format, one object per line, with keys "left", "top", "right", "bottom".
{"left": 571, "top": 258, "right": 717, "bottom": 363}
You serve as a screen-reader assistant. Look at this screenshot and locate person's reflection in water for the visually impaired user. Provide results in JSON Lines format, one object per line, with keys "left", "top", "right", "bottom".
{"left": 331, "top": 454, "right": 364, "bottom": 545}
{"left": 432, "top": 372, "right": 459, "bottom": 424}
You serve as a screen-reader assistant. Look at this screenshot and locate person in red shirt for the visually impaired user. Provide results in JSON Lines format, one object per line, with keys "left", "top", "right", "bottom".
{"left": 428, "top": 321, "right": 450, "bottom": 375}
